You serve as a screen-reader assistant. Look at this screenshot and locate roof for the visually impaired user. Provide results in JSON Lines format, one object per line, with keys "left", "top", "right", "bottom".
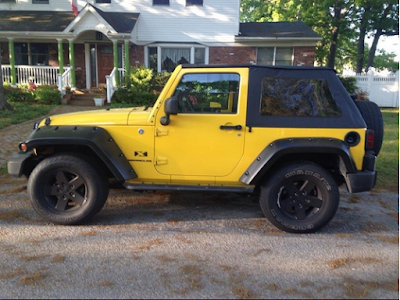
{"left": 91, "top": 6, "right": 139, "bottom": 33}
{"left": 238, "top": 21, "right": 321, "bottom": 39}
{"left": 0, "top": 6, "right": 139, "bottom": 34}
{"left": 0, "top": 11, "right": 76, "bottom": 32}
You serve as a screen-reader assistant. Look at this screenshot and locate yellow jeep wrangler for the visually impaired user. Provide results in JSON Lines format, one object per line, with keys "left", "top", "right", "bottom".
{"left": 8, "top": 65, "right": 383, "bottom": 233}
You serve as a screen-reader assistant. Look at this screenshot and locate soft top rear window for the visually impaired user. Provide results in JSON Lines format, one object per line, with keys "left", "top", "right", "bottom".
{"left": 260, "top": 77, "right": 341, "bottom": 117}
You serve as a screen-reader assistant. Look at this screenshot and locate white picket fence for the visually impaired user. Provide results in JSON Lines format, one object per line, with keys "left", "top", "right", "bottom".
{"left": 342, "top": 69, "right": 399, "bottom": 108}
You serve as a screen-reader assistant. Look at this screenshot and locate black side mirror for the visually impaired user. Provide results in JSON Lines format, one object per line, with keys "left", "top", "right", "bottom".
{"left": 160, "top": 96, "right": 178, "bottom": 126}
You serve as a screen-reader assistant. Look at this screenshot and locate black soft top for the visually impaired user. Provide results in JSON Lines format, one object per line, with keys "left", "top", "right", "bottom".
{"left": 182, "top": 64, "right": 336, "bottom": 72}
{"left": 181, "top": 64, "right": 365, "bottom": 129}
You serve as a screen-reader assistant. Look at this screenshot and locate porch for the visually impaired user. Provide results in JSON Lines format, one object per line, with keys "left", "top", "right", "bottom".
{"left": 1, "top": 63, "right": 125, "bottom": 105}
{"left": 0, "top": 4, "right": 140, "bottom": 104}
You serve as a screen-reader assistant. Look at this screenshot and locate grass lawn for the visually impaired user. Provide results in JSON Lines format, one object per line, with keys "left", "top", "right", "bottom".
{"left": 0, "top": 101, "right": 55, "bottom": 130}
{"left": 375, "top": 108, "right": 399, "bottom": 191}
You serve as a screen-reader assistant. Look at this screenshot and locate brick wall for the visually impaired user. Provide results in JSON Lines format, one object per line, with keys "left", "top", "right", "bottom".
{"left": 129, "top": 44, "right": 144, "bottom": 67}
{"left": 293, "top": 46, "right": 316, "bottom": 66}
{"left": 209, "top": 47, "right": 257, "bottom": 65}
{"left": 209, "top": 46, "right": 316, "bottom": 66}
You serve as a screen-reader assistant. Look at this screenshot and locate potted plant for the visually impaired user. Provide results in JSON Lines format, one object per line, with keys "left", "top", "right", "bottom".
{"left": 62, "top": 86, "right": 73, "bottom": 105}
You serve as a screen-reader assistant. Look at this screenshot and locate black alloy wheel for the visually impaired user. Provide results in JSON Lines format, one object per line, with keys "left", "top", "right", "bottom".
{"left": 42, "top": 169, "right": 88, "bottom": 213}
{"left": 28, "top": 154, "right": 109, "bottom": 225}
{"left": 260, "top": 162, "right": 339, "bottom": 233}
{"left": 277, "top": 176, "right": 324, "bottom": 221}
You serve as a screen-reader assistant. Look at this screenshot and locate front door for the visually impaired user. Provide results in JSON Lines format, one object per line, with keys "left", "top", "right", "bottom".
{"left": 154, "top": 69, "right": 248, "bottom": 178}
{"left": 97, "top": 44, "right": 114, "bottom": 85}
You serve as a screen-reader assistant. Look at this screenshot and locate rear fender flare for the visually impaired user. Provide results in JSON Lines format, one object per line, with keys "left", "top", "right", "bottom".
{"left": 240, "top": 138, "right": 356, "bottom": 185}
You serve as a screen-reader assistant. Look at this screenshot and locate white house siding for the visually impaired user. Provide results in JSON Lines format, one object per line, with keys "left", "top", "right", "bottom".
{"left": 0, "top": 0, "right": 240, "bottom": 44}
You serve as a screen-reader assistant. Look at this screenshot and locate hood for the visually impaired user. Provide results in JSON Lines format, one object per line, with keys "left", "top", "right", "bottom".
{"left": 39, "top": 107, "right": 151, "bottom": 127}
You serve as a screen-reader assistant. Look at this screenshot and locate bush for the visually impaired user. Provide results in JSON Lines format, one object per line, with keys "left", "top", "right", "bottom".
{"left": 4, "top": 85, "right": 35, "bottom": 103}
{"left": 338, "top": 76, "right": 358, "bottom": 94}
{"left": 151, "top": 71, "right": 171, "bottom": 92}
{"left": 112, "top": 66, "right": 171, "bottom": 107}
{"left": 34, "top": 85, "right": 61, "bottom": 105}
{"left": 130, "top": 66, "right": 153, "bottom": 93}
{"left": 112, "top": 87, "right": 156, "bottom": 107}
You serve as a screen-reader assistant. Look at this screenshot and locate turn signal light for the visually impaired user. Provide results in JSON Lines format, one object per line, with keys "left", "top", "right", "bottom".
{"left": 366, "top": 130, "right": 375, "bottom": 150}
{"left": 19, "top": 143, "right": 28, "bottom": 152}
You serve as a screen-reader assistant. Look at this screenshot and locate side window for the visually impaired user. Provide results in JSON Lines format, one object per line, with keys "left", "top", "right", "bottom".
{"left": 173, "top": 73, "right": 240, "bottom": 114}
{"left": 260, "top": 77, "right": 341, "bottom": 117}
{"left": 187, "top": 0, "right": 203, "bottom": 5}
{"left": 153, "top": 0, "right": 169, "bottom": 5}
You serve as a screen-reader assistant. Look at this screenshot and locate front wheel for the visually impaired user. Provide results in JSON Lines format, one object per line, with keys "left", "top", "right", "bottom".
{"left": 28, "top": 154, "right": 109, "bottom": 225}
{"left": 259, "top": 162, "right": 339, "bottom": 233}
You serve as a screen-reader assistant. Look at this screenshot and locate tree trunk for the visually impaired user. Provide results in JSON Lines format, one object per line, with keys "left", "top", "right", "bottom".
{"left": 365, "top": 3, "right": 394, "bottom": 72}
{"left": 356, "top": 5, "right": 371, "bottom": 73}
{"left": 327, "top": 4, "right": 342, "bottom": 69}
{"left": 365, "top": 28, "right": 382, "bottom": 73}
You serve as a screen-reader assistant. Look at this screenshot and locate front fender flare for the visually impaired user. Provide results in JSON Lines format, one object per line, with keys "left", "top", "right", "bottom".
{"left": 240, "top": 138, "right": 356, "bottom": 185}
{"left": 21, "top": 126, "right": 137, "bottom": 182}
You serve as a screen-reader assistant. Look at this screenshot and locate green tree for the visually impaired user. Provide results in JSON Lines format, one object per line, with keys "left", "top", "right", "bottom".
{"left": 354, "top": 0, "right": 374, "bottom": 73}
{"left": 0, "top": 43, "right": 13, "bottom": 111}
{"left": 240, "top": 0, "right": 398, "bottom": 72}
{"left": 365, "top": 1, "right": 399, "bottom": 72}
{"left": 372, "top": 49, "right": 399, "bottom": 73}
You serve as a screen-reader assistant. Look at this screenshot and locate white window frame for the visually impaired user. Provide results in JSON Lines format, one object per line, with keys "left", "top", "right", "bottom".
{"left": 256, "top": 47, "right": 294, "bottom": 66}
{"left": 145, "top": 44, "right": 209, "bottom": 72}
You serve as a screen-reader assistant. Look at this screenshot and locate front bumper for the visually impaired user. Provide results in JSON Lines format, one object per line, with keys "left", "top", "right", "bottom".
{"left": 7, "top": 151, "right": 33, "bottom": 177}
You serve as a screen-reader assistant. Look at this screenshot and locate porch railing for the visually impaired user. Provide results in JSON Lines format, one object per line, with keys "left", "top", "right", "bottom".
{"left": 57, "top": 68, "right": 71, "bottom": 95}
{"left": 1, "top": 65, "right": 11, "bottom": 84}
{"left": 106, "top": 68, "right": 125, "bottom": 103}
{"left": 1, "top": 65, "right": 61, "bottom": 86}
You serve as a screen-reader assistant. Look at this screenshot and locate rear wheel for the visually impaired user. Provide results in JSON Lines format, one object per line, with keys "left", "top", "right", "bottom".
{"left": 260, "top": 162, "right": 339, "bottom": 233}
{"left": 354, "top": 100, "right": 384, "bottom": 155}
{"left": 28, "top": 154, "right": 109, "bottom": 225}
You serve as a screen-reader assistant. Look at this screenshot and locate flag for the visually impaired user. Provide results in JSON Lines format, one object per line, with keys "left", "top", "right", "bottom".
{"left": 71, "top": 0, "right": 78, "bottom": 16}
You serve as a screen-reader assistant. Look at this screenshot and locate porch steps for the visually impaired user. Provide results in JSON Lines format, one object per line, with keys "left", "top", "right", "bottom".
{"left": 69, "top": 89, "right": 107, "bottom": 106}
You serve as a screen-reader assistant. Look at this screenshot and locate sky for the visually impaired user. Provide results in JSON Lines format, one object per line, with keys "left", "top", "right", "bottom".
{"left": 368, "top": 35, "right": 400, "bottom": 61}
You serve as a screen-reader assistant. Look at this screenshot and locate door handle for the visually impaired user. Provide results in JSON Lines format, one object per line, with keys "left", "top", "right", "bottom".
{"left": 219, "top": 125, "right": 242, "bottom": 130}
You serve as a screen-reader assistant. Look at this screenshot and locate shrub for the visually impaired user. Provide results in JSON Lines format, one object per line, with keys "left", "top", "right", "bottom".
{"left": 151, "top": 71, "right": 171, "bottom": 93}
{"left": 34, "top": 85, "right": 61, "bottom": 105}
{"left": 113, "top": 88, "right": 133, "bottom": 104}
{"left": 130, "top": 66, "right": 153, "bottom": 93}
{"left": 112, "top": 87, "right": 156, "bottom": 107}
{"left": 4, "top": 85, "right": 35, "bottom": 103}
{"left": 338, "top": 76, "right": 358, "bottom": 94}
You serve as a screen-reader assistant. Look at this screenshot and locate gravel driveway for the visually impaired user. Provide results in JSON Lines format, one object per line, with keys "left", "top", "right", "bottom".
{"left": 0, "top": 107, "right": 398, "bottom": 299}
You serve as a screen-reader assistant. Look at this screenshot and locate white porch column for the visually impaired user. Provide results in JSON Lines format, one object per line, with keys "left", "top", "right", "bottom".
{"left": 190, "top": 47, "right": 195, "bottom": 64}
{"left": 144, "top": 46, "right": 149, "bottom": 68}
{"left": 85, "top": 43, "right": 91, "bottom": 89}
{"left": 157, "top": 46, "right": 162, "bottom": 73}
{"left": 205, "top": 47, "right": 209, "bottom": 64}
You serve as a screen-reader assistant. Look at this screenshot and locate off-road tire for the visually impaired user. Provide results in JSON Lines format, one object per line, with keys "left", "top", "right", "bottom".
{"left": 27, "top": 154, "right": 109, "bottom": 225}
{"left": 260, "top": 162, "right": 339, "bottom": 233}
{"left": 354, "top": 100, "right": 384, "bottom": 155}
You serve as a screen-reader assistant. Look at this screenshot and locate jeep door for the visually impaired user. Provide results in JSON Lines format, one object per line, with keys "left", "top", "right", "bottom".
{"left": 154, "top": 68, "right": 248, "bottom": 178}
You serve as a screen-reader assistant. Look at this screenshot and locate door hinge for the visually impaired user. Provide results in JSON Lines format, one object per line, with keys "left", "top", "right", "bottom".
{"left": 155, "top": 157, "right": 168, "bottom": 165}
{"left": 156, "top": 128, "right": 168, "bottom": 136}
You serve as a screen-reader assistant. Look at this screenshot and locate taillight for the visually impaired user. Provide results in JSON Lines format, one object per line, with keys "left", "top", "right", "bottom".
{"left": 366, "top": 130, "right": 375, "bottom": 150}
